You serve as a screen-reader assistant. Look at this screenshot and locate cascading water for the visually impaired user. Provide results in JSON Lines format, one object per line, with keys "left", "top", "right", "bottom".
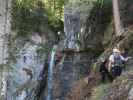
{"left": 64, "top": 11, "right": 80, "bottom": 49}
{"left": 46, "top": 45, "right": 57, "bottom": 100}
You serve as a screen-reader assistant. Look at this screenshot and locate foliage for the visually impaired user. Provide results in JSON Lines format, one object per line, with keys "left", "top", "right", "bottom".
{"left": 65, "top": 0, "right": 96, "bottom": 15}
{"left": 11, "top": 0, "right": 64, "bottom": 38}
{"left": 89, "top": 83, "right": 109, "bottom": 100}
{"left": 11, "top": 0, "right": 45, "bottom": 38}
{"left": 9, "top": 0, "right": 64, "bottom": 64}
{"left": 119, "top": 0, "right": 133, "bottom": 27}
{"left": 44, "top": 0, "right": 64, "bottom": 20}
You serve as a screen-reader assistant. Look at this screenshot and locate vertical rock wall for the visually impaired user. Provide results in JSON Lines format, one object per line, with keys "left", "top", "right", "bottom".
{"left": 0, "top": 0, "right": 11, "bottom": 99}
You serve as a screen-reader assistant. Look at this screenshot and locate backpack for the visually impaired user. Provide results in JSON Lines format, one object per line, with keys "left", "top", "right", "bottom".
{"left": 99, "top": 59, "right": 109, "bottom": 72}
{"left": 113, "top": 55, "right": 123, "bottom": 67}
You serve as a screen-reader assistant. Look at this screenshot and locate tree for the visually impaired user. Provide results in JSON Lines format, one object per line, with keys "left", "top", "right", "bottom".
{"left": 112, "top": 0, "right": 123, "bottom": 36}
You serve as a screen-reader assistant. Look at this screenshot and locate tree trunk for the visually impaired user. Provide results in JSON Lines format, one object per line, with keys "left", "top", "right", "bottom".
{"left": 112, "top": 0, "right": 123, "bottom": 36}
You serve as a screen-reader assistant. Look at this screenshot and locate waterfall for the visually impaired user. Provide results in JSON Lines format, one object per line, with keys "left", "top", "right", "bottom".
{"left": 64, "top": 11, "right": 80, "bottom": 49}
{"left": 46, "top": 45, "right": 57, "bottom": 100}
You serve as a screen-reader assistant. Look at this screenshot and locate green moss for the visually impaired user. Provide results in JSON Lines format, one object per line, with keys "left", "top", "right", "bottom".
{"left": 90, "top": 83, "right": 109, "bottom": 100}
{"left": 11, "top": 0, "right": 64, "bottom": 38}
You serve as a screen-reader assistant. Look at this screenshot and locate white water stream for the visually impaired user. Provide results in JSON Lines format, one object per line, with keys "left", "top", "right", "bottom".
{"left": 46, "top": 45, "right": 57, "bottom": 100}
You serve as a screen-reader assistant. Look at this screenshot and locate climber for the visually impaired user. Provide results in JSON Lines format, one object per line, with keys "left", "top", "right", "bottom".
{"left": 108, "top": 48, "right": 130, "bottom": 80}
{"left": 99, "top": 58, "right": 113, "bottom": 82}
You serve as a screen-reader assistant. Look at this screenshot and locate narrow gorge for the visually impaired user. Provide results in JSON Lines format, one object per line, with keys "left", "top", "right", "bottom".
{"left": 0, "top": 0, "right": 133, "bottom": 100}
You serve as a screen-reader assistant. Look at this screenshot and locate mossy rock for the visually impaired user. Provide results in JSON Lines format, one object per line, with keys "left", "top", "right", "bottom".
{"left": 102, "top": 71, "right": 133, "bottom": 100}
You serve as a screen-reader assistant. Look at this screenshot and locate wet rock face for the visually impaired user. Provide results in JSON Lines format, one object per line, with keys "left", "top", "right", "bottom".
{"left": 64, "top": 10, "right": 107, "bottom": 52}
{"left": 6, "top": 34, "right": 45, "bottom": 100}
{"left": 128, "top": 87, "right": 133, "bottom": 100}
{"left": 64, "top": 11, "right": 80, "bottom": 49}
{"left": 0, "top": 0, "right": 11, "bottom": 99}
{"left": 52, "top": 52, "right": 92, "bottom": 100}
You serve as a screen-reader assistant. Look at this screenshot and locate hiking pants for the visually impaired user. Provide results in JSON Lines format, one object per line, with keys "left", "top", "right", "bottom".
{"left": 101, "top": 71, "right": 106, "bottom": 82}
{"left": 101, "top": 70, "right": 113, "bottom": 82}
{"left": 111, "top": 66, "right": 122, "bottom": 79}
